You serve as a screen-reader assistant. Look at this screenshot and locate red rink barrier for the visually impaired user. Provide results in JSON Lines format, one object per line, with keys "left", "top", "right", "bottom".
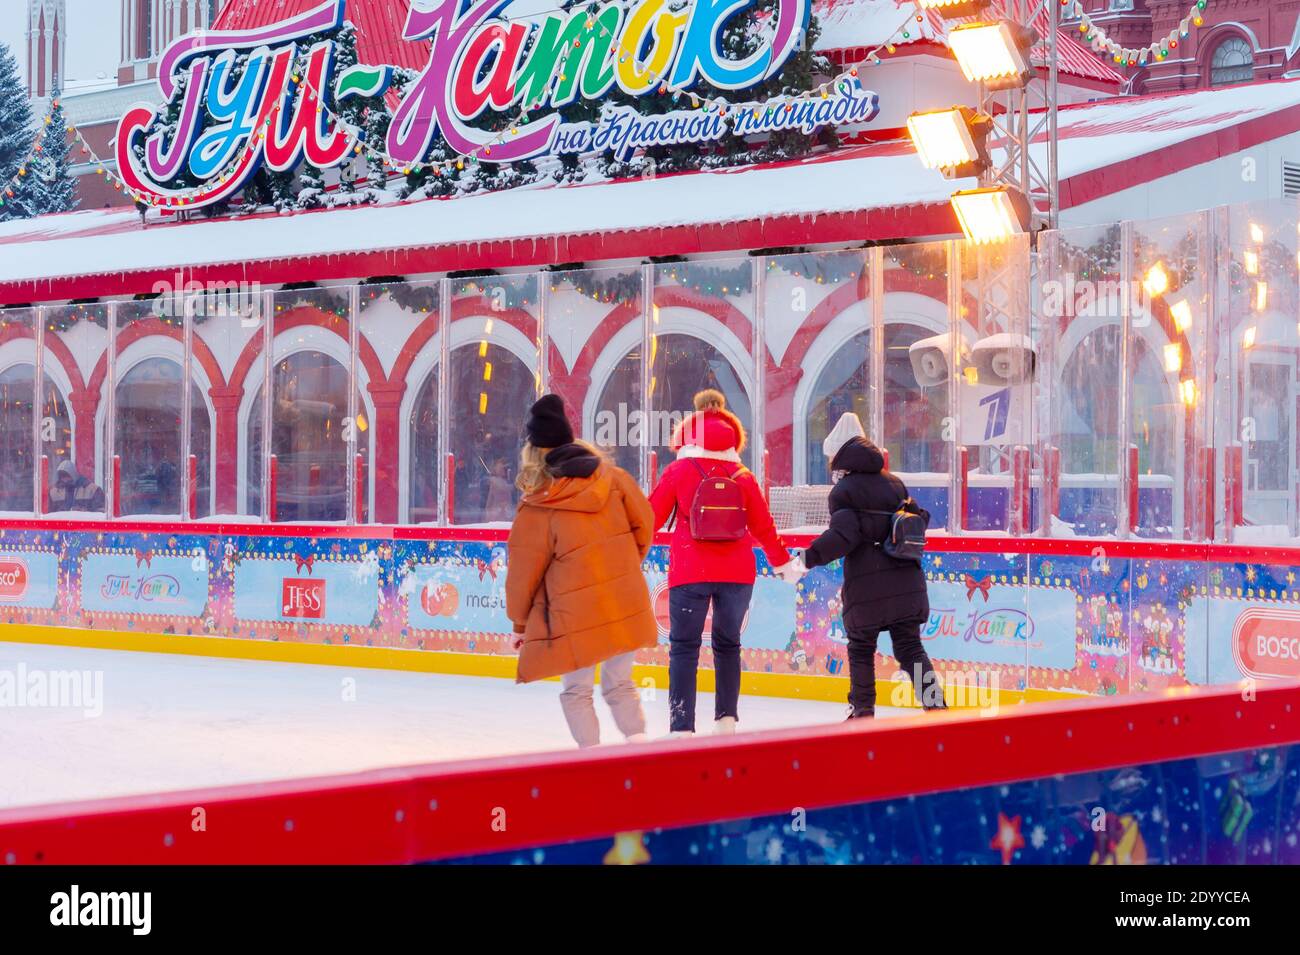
{"left": 1, "top": 683, "right": 1296, "bottom": 865}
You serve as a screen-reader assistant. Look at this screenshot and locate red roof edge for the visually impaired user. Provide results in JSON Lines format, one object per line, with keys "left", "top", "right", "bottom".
{"left": 0, "top": 203, "right": 960, "bottom": 305}
{"left": 1060, "top": 97, "right": 1300, "bottom": 210}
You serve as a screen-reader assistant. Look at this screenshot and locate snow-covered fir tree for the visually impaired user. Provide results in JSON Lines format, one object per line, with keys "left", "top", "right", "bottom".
{"left": 29, "top": 91, "right": 79, "bottom": 215}
{"left": 0, "top": 41, "right": 41, "bottom": 221}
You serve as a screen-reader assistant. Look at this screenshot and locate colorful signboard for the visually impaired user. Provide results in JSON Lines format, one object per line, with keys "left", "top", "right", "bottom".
{"left": 1186, "top": 598, "right": 1300, "bottom": 685}
{"left": 115, "top": 0, "right": 877, "bottom": 209}
{"left": 232, "top": 555, "right": 380, "bottom": 627}
{"left": 0, "top": 550, "right": 58, "bottom": 610}
{"left": 404, "top": 552, "right": 512, "bottom": 634}
{"left": 80, "top": 550, "right": 209, "bottom": 618}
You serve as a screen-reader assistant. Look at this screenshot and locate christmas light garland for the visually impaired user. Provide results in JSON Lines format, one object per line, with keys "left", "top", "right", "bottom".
{"left": 0, "top": 98, "right": 63, "bottom": 210}
{"left": 1064, "top": 0, "right": 1210, "bottom": 69}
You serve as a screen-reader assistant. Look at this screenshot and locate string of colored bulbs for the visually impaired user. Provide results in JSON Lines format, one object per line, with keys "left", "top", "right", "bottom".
{"left": 74, "top": 3, "right": 930, "bottom": 208}
{"left": 1065, "top": 0, "right": 1210, "bottom": 68}
{"left": 0, "top": 99, "right": 62, "bottom": 209}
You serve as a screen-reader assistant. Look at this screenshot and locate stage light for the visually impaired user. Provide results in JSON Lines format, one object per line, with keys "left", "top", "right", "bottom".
{"left": 1169, "top": 299, "right": 1193, "bottom": 333}
{"left": 1179, "top": 378, "right": 1198, "bottom": 407}
{"left": 1163, "top": 344, "right": 1181, "bottom": 373}
{"left": 907, "top": 106, "right": 992, "bottom": 178}
{"left": 1244, "top": 250, "right": 1259, "bottom": 275}
{"left": 1243, "top": 326, "right": 1257, "bottom": 349}
{"left": 951, "top": 186, "right": 1029, "bottom": 245}
{"left": 1143, "top": 262, "right": 1168, "bottom": 299}
{"left": 1256, "top": 282, "right": 1269, "bottom": 311}
{"left": 916, "top": 0, "right": 992, "bottom": 18}
{"left": 948, "top": 22, "right": 1035, "bottom": 90}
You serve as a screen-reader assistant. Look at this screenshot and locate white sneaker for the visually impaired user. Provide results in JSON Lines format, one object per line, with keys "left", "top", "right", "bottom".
{"left": 666, "top": 730, "right": 695, "bottom": 739}
{"left": 713, "top": 717, "right": 737, "bottom": 735}
{"left": 625, "top": 733, "right": 649, "bottom": 743}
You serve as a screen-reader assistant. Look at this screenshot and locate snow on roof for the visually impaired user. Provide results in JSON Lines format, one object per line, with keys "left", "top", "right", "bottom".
{"left": 0, "top": 143, "right": 963, "bottom": 289}
{"left": 811, "top": 0, "right": 945, "bottom": 52}
{"left": 4, "top": 78, "right": 1299, "bottom": 295}
{"left": 1049, "top": 75, "right": 1300, "bottom": 167}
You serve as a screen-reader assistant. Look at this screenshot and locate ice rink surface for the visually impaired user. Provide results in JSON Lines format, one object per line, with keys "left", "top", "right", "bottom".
{"left": 0, "top": 642, "right": 901, "bottom": 810}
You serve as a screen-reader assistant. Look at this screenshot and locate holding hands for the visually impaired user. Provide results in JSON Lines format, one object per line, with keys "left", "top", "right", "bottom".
{"left": 775, "top": 551, "right": 807, "bottom": 586}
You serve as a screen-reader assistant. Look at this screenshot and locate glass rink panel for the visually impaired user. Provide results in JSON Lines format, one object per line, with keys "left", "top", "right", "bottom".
{"left": 1, "top": 197, "right": 1299, "bottom": 545}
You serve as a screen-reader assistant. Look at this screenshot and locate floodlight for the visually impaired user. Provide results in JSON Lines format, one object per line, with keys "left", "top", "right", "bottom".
{"left": 951, "top": 186, "right": 1029, "bottom": 245}
{"left": 949, "top": 21, "right": 1036, "bottom": 90}
{"left": 907, "top": 106, "right": 992, "bottom": 178}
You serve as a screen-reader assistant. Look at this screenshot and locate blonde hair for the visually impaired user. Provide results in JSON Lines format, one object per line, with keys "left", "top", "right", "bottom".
{"left": 516, "top": 439, "right": 607, "bottom": 495}
{"left": 694, "top": 388, "right": 726, "bottom": 412}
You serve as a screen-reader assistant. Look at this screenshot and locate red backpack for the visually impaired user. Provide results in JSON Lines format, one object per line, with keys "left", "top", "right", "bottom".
{"left": 686, "top": 459, "right": 749, "bottom": 541}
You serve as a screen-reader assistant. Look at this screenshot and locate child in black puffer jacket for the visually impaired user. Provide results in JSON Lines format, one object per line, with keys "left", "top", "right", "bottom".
{"left": 800, "top": 414, "right": 947, "bottom": 718}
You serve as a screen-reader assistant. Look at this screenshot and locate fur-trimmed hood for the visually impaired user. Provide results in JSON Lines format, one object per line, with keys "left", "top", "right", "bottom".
{"left": 669, "top": 408, "right": 747, "bottom": 454}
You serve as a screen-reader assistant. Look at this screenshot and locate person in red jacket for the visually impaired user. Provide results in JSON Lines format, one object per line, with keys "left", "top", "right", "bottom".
{"left": 649, "top": 389, "right": 798, "bottom": 736}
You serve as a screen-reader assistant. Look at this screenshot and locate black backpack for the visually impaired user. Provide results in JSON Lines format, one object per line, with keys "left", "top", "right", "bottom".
{"left": 860, "top": 498, "right": 930, "bottom": 564}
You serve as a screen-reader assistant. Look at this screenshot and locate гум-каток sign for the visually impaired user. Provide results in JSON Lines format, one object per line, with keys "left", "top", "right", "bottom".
{"left": 115, "top": 0, "right": 878, "bottom": 209}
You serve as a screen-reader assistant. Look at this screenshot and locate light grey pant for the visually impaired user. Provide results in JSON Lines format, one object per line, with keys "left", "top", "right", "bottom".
{"left": 559, "top": 651, "right": 646, "bottom": 748}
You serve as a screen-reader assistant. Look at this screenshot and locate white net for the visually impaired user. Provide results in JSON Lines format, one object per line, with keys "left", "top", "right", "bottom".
{"left": 768, "top": 485, "right": 832, "bottom": 533}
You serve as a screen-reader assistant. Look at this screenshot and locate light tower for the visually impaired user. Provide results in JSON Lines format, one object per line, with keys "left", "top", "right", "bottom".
{"left": 26, "top": 0, "right": 67, "bottom": 102}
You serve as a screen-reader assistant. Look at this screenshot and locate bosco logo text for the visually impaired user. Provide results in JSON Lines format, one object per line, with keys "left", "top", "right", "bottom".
{"left": 1232, "top": 607, "right": 1300, "bottom": 680}
{"left": 0, "top": 559, "right": 29, "bottom": 601}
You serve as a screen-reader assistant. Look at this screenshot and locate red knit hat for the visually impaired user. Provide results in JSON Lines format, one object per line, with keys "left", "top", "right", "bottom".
{"left": 669, "top": 390, "right": 746, "bottom": 453}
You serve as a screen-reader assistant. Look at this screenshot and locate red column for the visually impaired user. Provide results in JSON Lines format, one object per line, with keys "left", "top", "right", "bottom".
{"left": 208, "top": 387, "right": 244, "bottom": 515}
{"left": 544, "top": 372, "right": 591, "bottom": 429}
{"left": 763, "top": 363, "right": 803, "bottom": 487}
{"left": 367, "top": 380, "right": 406, "bottom": 525}
{"left": 69, "top": 389, "right": 101, "bottom": 478}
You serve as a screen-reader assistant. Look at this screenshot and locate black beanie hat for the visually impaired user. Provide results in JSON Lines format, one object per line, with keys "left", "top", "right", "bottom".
{"left": 525, "top": 394, "right": 574, "bottom": 448}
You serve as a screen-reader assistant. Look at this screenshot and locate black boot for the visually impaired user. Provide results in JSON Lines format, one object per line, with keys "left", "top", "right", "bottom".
{"left": 845, "top": 706, "right": 874, "bottom": 720}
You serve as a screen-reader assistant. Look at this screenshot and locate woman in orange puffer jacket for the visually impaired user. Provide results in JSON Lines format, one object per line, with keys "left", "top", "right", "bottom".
{"left": 507, "top": 395, "right": 658, "bottom": 747}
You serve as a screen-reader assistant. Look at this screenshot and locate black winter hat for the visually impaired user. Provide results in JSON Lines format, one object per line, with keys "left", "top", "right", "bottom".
{"left": 525, "top": 394, "right": 574, "bottom": 448}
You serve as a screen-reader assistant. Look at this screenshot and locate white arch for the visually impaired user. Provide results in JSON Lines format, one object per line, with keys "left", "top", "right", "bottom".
{"left": 1204, "top": 21, "right": 1262, "bottom": 53}
{"left": 397, "top": 327, "right": 443, "bottom": 524}
{"left": 792, "top": 291, "right": 948, "bottom": 485}
{"left": 237, "top": 325, "right": 375, "bottom": 519}
{"left": 0, "top": 338, "right": 74, "bottom": 510}
{"left": 584, "top": 308, "right": 756, "bottom": 443}
{"left": 90, "top": 335, "right": 218, "bottom": 498}
{"left": 395, "top": 315, "right": 539, "bottom": 523}
{"left": 581, "top": 319, "right": 642, "bottom": 436}
{"left": 1, "top": 337, "right": 94, "bottom": 483}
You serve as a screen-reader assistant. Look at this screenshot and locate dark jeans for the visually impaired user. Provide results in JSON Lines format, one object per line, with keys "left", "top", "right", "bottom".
{"left": 846, "top": 615, "right": 947, "bottom": 717}
{"left": 668, "top": 582, "right": 753, "bottom": 732}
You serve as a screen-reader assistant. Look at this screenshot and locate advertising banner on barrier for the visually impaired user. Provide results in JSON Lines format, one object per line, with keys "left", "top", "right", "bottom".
{"left": 80, "top": 550, "right": 209, "bottom": 618}
{"left": 404, "top": 556, "right": 512, "bottom": 634}
{"left": 1186, "top": 597, "right": 1300, "bottom": 684}
{"left": 233, "top": 555, "right": 380, "bottom": 626}
{"left": 0, "top": 550, "right": 59, "bottom": 610}
{"left": 910, "top": 576, "right": 1076, "bottom": 671}
{"left": 646, "top": 570, "right": 796, "bottom": 651}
